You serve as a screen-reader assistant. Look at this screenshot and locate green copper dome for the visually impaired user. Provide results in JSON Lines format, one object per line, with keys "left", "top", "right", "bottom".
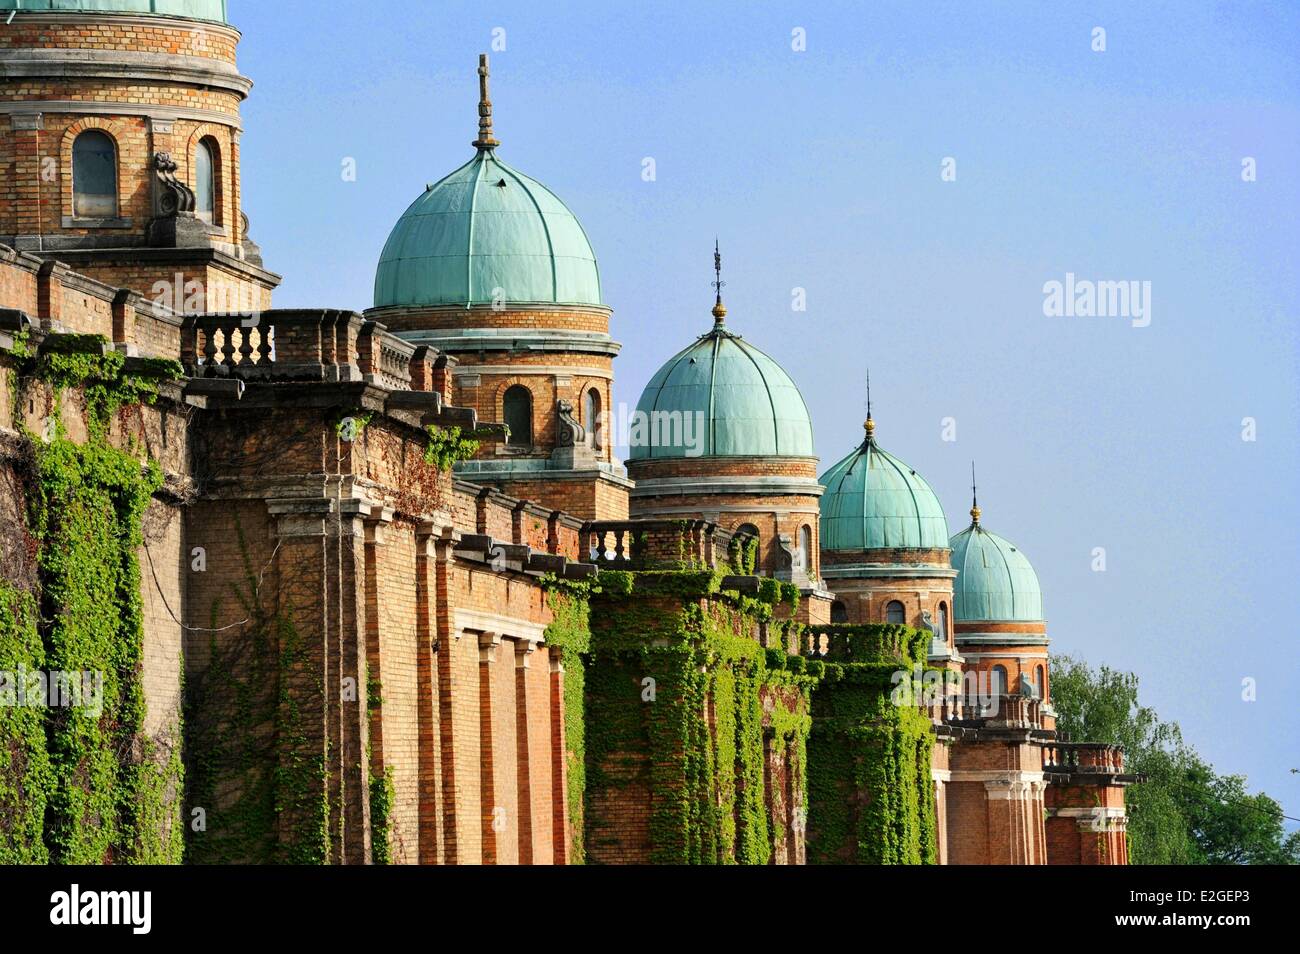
{"left": 628, "top": 316, "right": 814, "bottom": 460}
{"left": 0, "top": 0, "right": 228, "bottom": 20}
{"left": 374, "top": 149, "right": 602, "bottom": 309}
{"left": 949, "top": 517, "right": 1044, "bottom": 622}
{"left": 819, "top": 421, "right": 950, "bottom": 550}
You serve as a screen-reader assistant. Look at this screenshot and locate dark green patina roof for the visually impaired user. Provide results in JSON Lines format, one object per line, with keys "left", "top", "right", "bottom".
{"left": 949, "top": 516, "right": 1044, "bottom": 622}
{"left": 374, "top": 149, "right": 601, "bottom": 309}
{"left": 629, "top": 316, "right": 815, "bottom": 460}
{"left": 819, "top": 421, "right": 950, "bottom": 550}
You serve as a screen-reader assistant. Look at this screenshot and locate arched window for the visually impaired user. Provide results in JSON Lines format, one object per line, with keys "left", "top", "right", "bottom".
{"left": 798, "top": 524, "right": 812, "bottom": 574}
{"left": 1036, "top": 664, "right": 1046, "bottom": 698}
{"left": 72, "top": 130, "right": 118, "bottom": 218}
{"left": 830, "top": 601, "right": 848, "bottom": 624}
{"left": 937, "top": 602, "right": 949, "bottom": 642}
{"left": 583, "top": 387, "right": 602, "bottom": 449}
{"left": 503, "top": 385, "right": 532, "bottom": 446}
{"left": 195, "top": 138, "right": 217, "bottom": 223}
{"left": 990, "top": 665, "right": 1008, "bottom": 697}
{"left": 885, "top": 600, "right": 905, "bottom": 625}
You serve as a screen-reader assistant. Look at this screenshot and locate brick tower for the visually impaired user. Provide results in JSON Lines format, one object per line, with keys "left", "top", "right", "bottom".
{"left": 948, "top": 494, "right": 1053, "bottom": 725}
{"left": 365, "top": 55, "right": 630, "bottom": 520}
{"left": 625, "top": 248, "right": 832, "bottom": 623}
{"left": 0, "top": 0, "right": 279, "bottom": 316}
{"left": 818, "top": 410, "right": 959, "bottom": 660}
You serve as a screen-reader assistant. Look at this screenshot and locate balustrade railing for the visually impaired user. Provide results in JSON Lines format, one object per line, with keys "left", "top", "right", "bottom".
{"left": 180, "top": 310, "right": 417, "bottom": 388}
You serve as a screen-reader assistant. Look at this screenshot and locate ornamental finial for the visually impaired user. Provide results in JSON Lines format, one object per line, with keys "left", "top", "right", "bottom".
{"left": 970, "top": 461, "right": 981, "bottom": 525}
{"left": 711, "top": 238, "right": 727, "bottom": 323}
{"left": 472, "top": 53, "right": 500, "bottom": 151}
{"left": 864, "top": 369, "right": 875, "bottom": 440}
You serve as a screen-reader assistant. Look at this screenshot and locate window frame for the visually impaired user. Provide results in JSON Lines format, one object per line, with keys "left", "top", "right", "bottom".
{"left": 194, "top": 136, "right": 219, "bottom": 225}
{"left": 502, "top": 385, "right": 533, "bottom": 447}
{"left": 69, "top": 128, "right": 127, "bottom": 227}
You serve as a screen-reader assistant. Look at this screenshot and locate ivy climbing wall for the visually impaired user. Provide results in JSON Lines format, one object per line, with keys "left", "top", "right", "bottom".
{"left": 805, "top": 624, "right": 939, "bottom": 865}
{"left": 0, "top": 333, "right": 186, "bottom": 864}
{"left": 583, "top": 568, "right": 812, "bottom": 865}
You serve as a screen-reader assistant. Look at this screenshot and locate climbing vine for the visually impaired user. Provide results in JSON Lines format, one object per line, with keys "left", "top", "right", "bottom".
{"left": 423, "top": 425, "right": 481, "bottom": 470}
{"left": 583, "top": 569, "right": 814, "bottom": 865}
{"left": 0, "top": 334, "right": 186, "bottom": 863}
{"left": 804, "top": 624, "right": 938, "bottom": 865}
{"left": 539, "top": 585, "right": 592, "bottom": 863}
{"left": 0, "top": 580, "right": 52, "bottom": 863}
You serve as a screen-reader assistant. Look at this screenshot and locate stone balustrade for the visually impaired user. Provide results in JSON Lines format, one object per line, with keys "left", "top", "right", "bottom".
{"left": 581, "top": 518, "right": 744, "bottom": 570}
{"left": 180, "top": 309, "right": 426, "bottom": 389}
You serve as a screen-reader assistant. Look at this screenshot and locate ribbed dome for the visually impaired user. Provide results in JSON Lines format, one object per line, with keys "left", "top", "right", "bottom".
{"left": 628, "top": 321, "right": 814, "bottom": 460}
{"left": 819, "top": 424, "right": 949, "bottom": 550}
{"left": 949, "top": 521, "right": 1043, "bottom": 622}
{"left": 374, "top": 149, "right": 601, "bottom": 309}
{"left": 0, "top": 0, "right": 227, "bottom": 20}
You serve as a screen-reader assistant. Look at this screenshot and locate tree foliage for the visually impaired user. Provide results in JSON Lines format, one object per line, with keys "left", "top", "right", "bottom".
{"left": 1051, "top": 655, "right": 1297, "bottom": 865}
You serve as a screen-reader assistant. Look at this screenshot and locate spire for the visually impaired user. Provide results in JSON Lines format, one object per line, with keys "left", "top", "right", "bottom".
{"left": 472, "top": 53, "right": 500, "bottom": 151}
{"left": 711, "top": 238, "right": 727, "bottom": 324}
{"left": 863, "top": 369, "right": 875, "bottom": 442}
{"left": 970, "top": 461, "right": 981, "bottom": 526}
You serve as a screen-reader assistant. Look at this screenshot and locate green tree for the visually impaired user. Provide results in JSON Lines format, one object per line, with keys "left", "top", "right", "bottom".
{"left": 1050, "top": 655, "right": 1295, "bottom": 865}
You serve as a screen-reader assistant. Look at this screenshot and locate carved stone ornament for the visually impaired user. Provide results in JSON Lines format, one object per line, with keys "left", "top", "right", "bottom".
{"left": 556, "top": 398, "right": 586, "bottom": 447}
{"left": 154, "top": 152, "right": 196, "bottom": 216}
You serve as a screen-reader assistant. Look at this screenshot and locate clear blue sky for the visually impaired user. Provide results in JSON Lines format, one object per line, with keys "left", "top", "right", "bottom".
{"left": 230, "top": 1, "right": 1300, "bottom": 817}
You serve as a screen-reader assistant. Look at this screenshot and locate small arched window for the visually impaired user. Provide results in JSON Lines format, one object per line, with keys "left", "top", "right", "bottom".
{"left": 885, "top": 600, "right": 905, "bottom": 625}
{"left": 990, "top": 665, "right": 1008, "bottom": 697}
{"left": 503, "top": 385, "right": 532, "bottom": 446}
{"left": 195, "top": 138, "right": 217, "bottom": 223}
{"left": 798, "top": 524, "right": 812, "bottom": 573}
{"left": 830, "top": 601, "right": 848, "bottom": 624}
{"left": 1036, "top": 664, "right": 1046, "bottom": 698}
{"left": 583, "top": 387, "right": 602, "bottom": 449}
{"left": 72, "top": 130, "right": 118, "bottom": 218}
{"left": 937, "top": 602, "right": 949, "bottom": 642}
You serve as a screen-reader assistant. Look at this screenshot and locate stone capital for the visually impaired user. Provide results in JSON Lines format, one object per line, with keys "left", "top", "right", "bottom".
{"left": 478, "top": 631, "right": 502, "bottom": 663}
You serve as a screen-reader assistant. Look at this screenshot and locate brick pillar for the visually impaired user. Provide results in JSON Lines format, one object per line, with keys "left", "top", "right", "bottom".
{"left": 362, "top": 515, "right": 385, "bottom": 781}
{"left": 333, "top": 502, "right": 371, "bottom": 865}
{"left": 514, "top": 640, "right": 536, "bottom": 864}
{"left": 478, "top": 631, "right": 501, "bottom": 864}
{"left": 933, "top": 775, "right": 949, "bottom": 866}
{"left": 983, "top": 778, "right": 1027, "bottom": 864}
{"left": 549, "top": 652, "right": 571, "bottom": 864}
{"left": 414, "top": 523, "right": 441, "bottom": 864}
{"left": 432, "top": 534, "right": 459, "bottom": 863}
{"left": 1031, "top": 780, "right": 1047, "bottom": 864}
{"left": 111, "top": 289, "right": 138, "bottom": 351}
{"left": 360, "top": 509, "right": 393, "bottom": 863}
{"left": 36, "top": 260, "right": 64, "bottom": 329}
{"left": 266, "top": 496, "right": 370, "bottom": 865}
{"left": 267, "top": 504, "right": 331, "bottom": 862}
{"left": 788, "top": 736, "right": 806, "bottom": 865}
{"left": 10, "top": 112, "right": 44, "bottom": 245}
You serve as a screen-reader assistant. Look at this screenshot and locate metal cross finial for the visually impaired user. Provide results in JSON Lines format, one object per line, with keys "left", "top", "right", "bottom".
{"left": 711, "top": 238, "right": 727, "bottom": 323}
{"left": 970, "top": 461, "right": 981, "bottom": 525}
{"left": 472, "top": 53, "right": 500, "bottom": 151}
